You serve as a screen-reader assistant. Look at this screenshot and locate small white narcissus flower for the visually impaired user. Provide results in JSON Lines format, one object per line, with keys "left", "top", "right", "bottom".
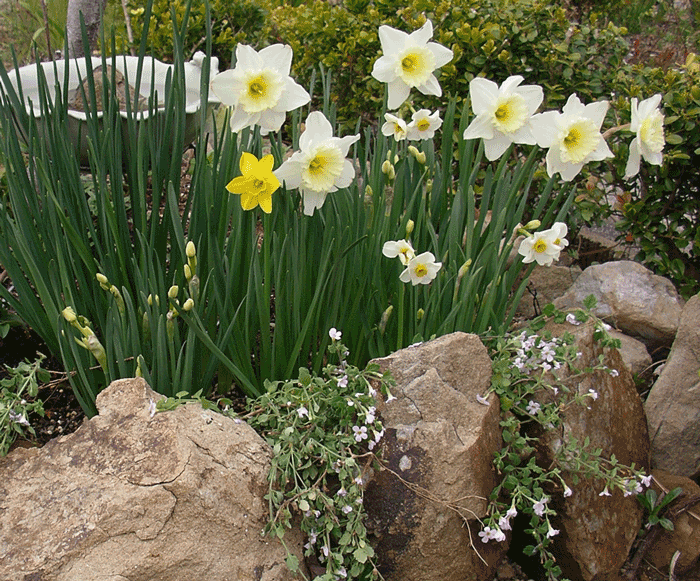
{"left": 210, "top": 43, "right": 310, "bottom": 133}
{"left": 275, "top": 112, "right": 360, "bottom": 215}
{"left": 399, "top": 251, "right": 442, "bottom": 285}
{"left": 530, "top": 93, "right": 614, "bottom": 181}
{"left": 463, "top": 75, "right": 544, "bottom": 160}
{"left": 518, "top": 222, "right": 568, "bottom": 266}
{"left": 625, "top": 94, "right": 665, "bottom": 178}
{"left": 382, "top": 113, "right": 408, "bottom": 142}
{"left": 371, "top": 20, "right": 454, "bottom": 110}
{"left": 382, "top": 239, "right": 415, "bottom": 265}
{"left": 407, "top": 109, "right": 443, "bottom": 140}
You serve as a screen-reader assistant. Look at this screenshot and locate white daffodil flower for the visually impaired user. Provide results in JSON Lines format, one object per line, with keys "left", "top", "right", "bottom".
{"left": 399, "top": 251, "right": 442, "bottom": 285}
{"left": 462, "top": 75, "right": 544, "bottom": 160}
{"left": 407, "top": 109, "right": 442, "bottom": 140}
{"left": 371, "top": 20, "right": 453, "bottom": 110}
{"left": 518, "top": 222, "right": 568, "bottom": 266}
{"left": 210, "top": 44, "right": 310, "bottom": 133}
{"left": 625, "top": 94, "right": 665, "bottom": 178}
{"left": 275, "top": 112, "right": 360, "bottom": 215}
{"left": 531, "top": 94, "right": 613, "bottom": 181}
{"left": 381, "top": 113, "right": 408, "bottom": 141}
{"left": 382, "top": 239, "right": 415, "bottom": 265}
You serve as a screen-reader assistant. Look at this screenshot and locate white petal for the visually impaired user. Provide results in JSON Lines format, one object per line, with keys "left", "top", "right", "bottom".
{"left": 372, "top": 56, "right": 397, "bottom": 83}
{"left": 275, "top": 158, "right": 304, "bottom": 189}
{"left": 275, "top": 77, "right": 311, "bottom": 112}
{"left": 483, "top": 134, "right": 513, "bottom": 160}
{"left": 303, "top": 112, "right": 334, "bottom": 146}
{"left": 378, "top": 25, "right": 408, "bottom": 55}
{"left": 562, "top": 93, "right": 585, "bottom": 117}
{"left": 510, "top": 125, "right": 537, "bottom": 145}
{"left": 417, "top": 74, "right": 442, "bottom": 98}
{"left": 500, "top": 75, "right": 525, "bottom": 94}
{"left": 210, "top": 70, "right": 239, "bottom": 106}
{"left": 409, "top": 20, "right": 433, "bottom": 45}
{"left": 302, "top": 190, "right": 327, "bottom": 215}
{"left": 336, "top": 134, "right": 361, "bottom": 156}
{"left": 624, "top": 138, "right": 641, "bottom": 178}
{"left": 259, "top": 110, "right": 286, "bottom": 133}
{"left": 583, "top": 100, "right": 609, "bottom": 129}
{"left": 643, "top": 148, "right": 663, "bottom": 166}
{"left": 335, "top": 159, "right": 356, "bottom": 189}
{"left": 518, "top": 85, "right": 544, "bottom": 115}
{"left": 259, "top": 44, "right": 293, "bottom": 75}
{"left": 530, "top": 111, "right": 560, "bottom": 148}
{"left": 387, "top": 78, "right": 411, "bottom": 109}
{"left": 235, "top": 44, "right": 263, "bottom": 70}
{"left": 469, "top": 77, "right": 499, "bottom": 115}
{"left": 427, "top": 42, "right": 453, "bottom": 68}
{"left": 629, "top": 97, "right": 640, "bottom": 132}
{"left": 637, "top": 94, "right": 662, "bottom": 120}
{"left": 463, "top": 114, "right": 495, "bottom": 141}
{"left": 229, "top": 106, "right": 256, "bottom": 133}
{"left": 587, "top": 138, "right": 614, "bottom": 162}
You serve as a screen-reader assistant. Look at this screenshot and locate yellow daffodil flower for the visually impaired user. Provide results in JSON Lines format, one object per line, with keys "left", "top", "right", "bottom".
{"left": 226, "top": 152, "right": 280, "bottom": 213}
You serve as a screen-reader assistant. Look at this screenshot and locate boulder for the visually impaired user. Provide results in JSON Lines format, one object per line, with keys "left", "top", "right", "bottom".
{"left": 554, "top": 261, "right": 685, "bottom": 348}
{"left": 0, "top": 378, "right": 306, "bottom": 581}
{"left": 535, "top": 321, "right": 650, "bottom": 581}
{"left": 516, "top": 264, "right": 582, "bottom": 319}
{"left": 365, "top": 332, "right": 506, "bottom": 581}
{"left": 645, "top": 293, "right": 700, "bottom": 479}
{"left": 645, "top": 470, "right": 700, "bottom": 575}
{"left": 609, "top": 330, "right": 652, "bottom": 378}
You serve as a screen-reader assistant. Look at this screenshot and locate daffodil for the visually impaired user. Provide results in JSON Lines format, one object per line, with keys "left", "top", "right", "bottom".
{"left": 226, "top": 152, "right": 280, "bottom": 213}
{"left": 625, "top": 94, "right": 665, "bottom": 178}
{"left": 381, "top": 113, "right": 408, "bottom": 142}
{"left": 531, "top": 94, "right": 613, "bottom": 181}
{"left": 517, "top": 222, "right": 569, "bottom": 266}
{"left": 462, "top": 75, "right": 543, "bottom": 160}
{"left": 382, "top": 239, "right": 415, "bottom": 265}
{"left": 407, "top": 109, "right": 442, "bottom": 141}
{"left": 274, "top": 112, "right": 360, "bottom": 215}
{"left": 210, "top": 44, "right": 310, "bottom": 133}
{"left": 399, "top": 251, "right": 442, "bottom": 285}
{"left": 371, "top": 20, "right": 453, "bottom": 110}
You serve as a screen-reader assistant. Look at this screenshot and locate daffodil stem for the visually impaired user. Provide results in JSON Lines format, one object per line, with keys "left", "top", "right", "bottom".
{"left": 602, "top": 123, "right": 630, "bottom": 139}
{"left": 397, "top": 283, "right": 405, "bottom": 352}
{"left": 262, "top": 211, "right": 272, "bottom": 375}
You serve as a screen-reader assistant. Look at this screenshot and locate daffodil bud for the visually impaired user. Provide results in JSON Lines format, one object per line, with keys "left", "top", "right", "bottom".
{"left": 365, "top": 185, "right": 373, "bottom": 198}
{"left": 62, "top": 306, "right": 77, "bottom": 323}
{"left": 386, "top": 149, "right": 392, "bottom": 161}
{"left": 388, "top": 165, "right": 395, "bottom": 180}
{"left": 458, "top": 259, "right": 472, "bottom": 279}
{"left": 96, "top": 273, "right": 109, "bottom": 289}
{"left": 86, "top": 334, "right": 107, "bottom": 370}
{"left": 425, "top": 179, "right": 433, "bottom": 193}
{"left": 416, "top": 308, "right": 424, "bottom": 321}
{"left": 378, "top": 305, "right": 393, "bottom": 334}
{"left": 183, "top": 298, "right": 194, "bottom": 311}
{"left": 168, "top": 285, "right": 179, "bottom": 300}
{"left": 394, "top": 154, "right": 399, "bottom": 164}
{"left": 405, "top": 219, "right": 415, "bottom": 237}
{"left": 408, "top": 145, "right": 419, "bottom": 158}
{"left": 188, "top": 275, "right": 200, "bottom": 302}
{"left": 186, "top": 241, "right": 196, "bottom": 258}
{"left": 381, "top": 160, "right": 393, "bottom": 175}
{"left": 524, "top": 220, "right": 541, "bottom": 231}
{"left": 184, "top": 264, "right": 192, "bottom": 281}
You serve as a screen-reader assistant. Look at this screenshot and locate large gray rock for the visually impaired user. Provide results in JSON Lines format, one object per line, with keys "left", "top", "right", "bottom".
{"left": 0, "top": 378, "right": 306, "bottom": 581}
{"left": 554, "top": 261, "right": 685, "bottom": 348}
{"left": 536, "top": 321, "right": 650, "bottom": 581}
{"left": 365, "top": 333, "right": 506, "bottom": 581}
{"left": 645, "top": 293, "right": 700, "bottom": 479}
{"left": 609, "top": 329, "right": 652, "bottom": 378}
{"left": 517, "top": 264, "right": 582, "bottom": 319}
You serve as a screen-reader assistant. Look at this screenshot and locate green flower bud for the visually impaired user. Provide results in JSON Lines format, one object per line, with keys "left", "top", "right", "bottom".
{"left": 186, "top": 241, "right": 196, "bottom": 258}
{"left": 168, "top": 285, "right": 179, "bottom": 300}
{"left": 183, "top": 298, "right": 194, "bottom": 311}
{"left": 62, "top": 307, "right": 77, "bottom": 323}
{"left": 405, "top": 219, "right": 415, "bottom": 237}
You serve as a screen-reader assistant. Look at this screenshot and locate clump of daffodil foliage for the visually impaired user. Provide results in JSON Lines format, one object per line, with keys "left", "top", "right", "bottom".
{"left": 238, "top": 328, "right": 392, "bottom": 581}
{"left": 479, "top": 296, "right": 651, "bottom": 580}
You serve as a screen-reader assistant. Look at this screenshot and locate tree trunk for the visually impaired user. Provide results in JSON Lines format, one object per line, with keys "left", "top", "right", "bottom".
{"left": 65, "top": 0, "right": 107, "bottom": 58}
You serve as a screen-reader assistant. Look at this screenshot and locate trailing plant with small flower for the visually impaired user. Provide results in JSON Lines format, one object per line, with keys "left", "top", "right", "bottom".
{"left": 478, "top": 297, "right": 651, "bottom": 580}
{"left": 241, "top": 330, "right": 393, "bottom": 581}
